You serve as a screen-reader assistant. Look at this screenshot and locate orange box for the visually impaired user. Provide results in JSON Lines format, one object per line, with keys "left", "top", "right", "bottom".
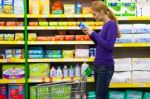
{"left": 29, "top": 22, "right": 38, "bottom": 26}
{"left": 55, "top": 35, "right": 64, "bottom": 41}
{"left": 82, "top": 7, "right": 92, "bottom": 14}
{"left": 0, "top": 22, "right": 5, "bottom": 26}
{"left": 6, "top": 22, "right": 16, "bottom": 26}
{"left": 64, "top": 35, "right": 74, "bottom": 41}
{"left": 37, "top": 37, "right": 47, "bottom": 41}
{"left": 46, "top": 36, "right": 55, "bottom": 41}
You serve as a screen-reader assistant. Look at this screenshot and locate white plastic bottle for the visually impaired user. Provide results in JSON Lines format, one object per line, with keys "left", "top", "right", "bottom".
{"left": 56, "top": 66, "right": 63, "bottom": 78}
{"left": 50, "top": 66, "right": 57, "bottom": 78}
{"left": 63, "top": 65, "right": 69, "bottom": 78}
{"left": 75, "top": 64, "right": 81, "bottom": 77}
{"left": 81, "top": 62, "right": 89, "bottom": 74}
{"left": 69, "top": 65, "right": 74, "bottom": 78}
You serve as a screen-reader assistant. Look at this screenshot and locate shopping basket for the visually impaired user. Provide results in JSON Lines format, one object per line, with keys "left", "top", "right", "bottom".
{"left": 31, "top": 67, "right": 92, "bottom": 99}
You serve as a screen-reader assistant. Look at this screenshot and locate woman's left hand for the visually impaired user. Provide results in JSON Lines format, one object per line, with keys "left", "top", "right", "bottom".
{"left": 82, "top": 28, "right": 94, "bottom": 35}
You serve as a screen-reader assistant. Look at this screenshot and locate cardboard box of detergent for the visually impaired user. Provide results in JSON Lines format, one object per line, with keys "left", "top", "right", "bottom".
{"left": 3, "top": 0, "right": 14, "bottom": 14}
{"left": 0, "top": 85, "right": 7, "bottom": 99}
{"left": 8, "top": 84, "right": 24, "bottom": 99}
{"left": 14, "top": 0, "right": 24, "bottom": 14}
{"left": 39, "top": 0, "right": 50, "bottom": 14}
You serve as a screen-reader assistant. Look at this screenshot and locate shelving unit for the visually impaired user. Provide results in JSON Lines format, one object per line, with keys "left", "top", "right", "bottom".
{"left": 1, "top": 0, "right": 150, "bottom": 98}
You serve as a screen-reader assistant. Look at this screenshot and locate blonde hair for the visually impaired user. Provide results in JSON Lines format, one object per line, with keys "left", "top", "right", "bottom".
{"left": 91, "top": 1, "right": 121, "bottom": 38}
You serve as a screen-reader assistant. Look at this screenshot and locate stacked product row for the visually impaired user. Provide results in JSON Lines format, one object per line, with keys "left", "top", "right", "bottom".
{"left": 113, "top": 58, "right": 150, "bottom": 83}
{"left": 89, "top": 90, "right": 150, "bottom": 99}
{"left": 0, "top": 84, "right": 24, "bottom": 99}
{"left": 107, "top": 0, "right": 150, "bottom": 16}
{"left": 28, "top": 46, "right": 95, "bottom": 59}
{"left": 0, "top": 49, "right": 24, "bottom": 59}
{"left": 29, "top": 0, "right": 91, "bottom": 15}
{"left": 0, "top": 0, "right": 24, "bottom": 14}
{"left": 0, "top": 21, "right": 23, "bottom": 26}
{"left": 0, "top": 33, "right": 24, "bottom": 41}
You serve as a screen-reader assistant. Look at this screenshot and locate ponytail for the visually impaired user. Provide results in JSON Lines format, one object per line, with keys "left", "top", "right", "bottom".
{"left": 108, "top": 9, "right": 121, "bottom": 38}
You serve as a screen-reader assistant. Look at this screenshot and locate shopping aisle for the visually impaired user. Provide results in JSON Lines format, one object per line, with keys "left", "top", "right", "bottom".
{"left": 1, "top": 0, "right": 150, "bottom": 99}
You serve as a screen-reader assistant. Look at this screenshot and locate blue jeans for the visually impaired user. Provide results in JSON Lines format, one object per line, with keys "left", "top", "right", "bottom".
{"left": 94, "top": 65, "right": 114, "bottom": 99}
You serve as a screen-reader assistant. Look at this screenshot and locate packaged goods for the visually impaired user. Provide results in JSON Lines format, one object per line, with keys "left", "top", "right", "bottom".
{"left": 2, "top": 64, "right": 25, "bottom": 79}
{"left": 55, "top": 35, "right": 64, "bottom": 41}
{"left": 29, "top": 50, "right": 44, "bottom": 55}
{"left": 8, "top": 84, "right": 24, "bottom": 99}
{"left": 4, "top": 34, "right": 14, "bottom": 41}
{"left": 0, "top": 34, "right": 4, "bottom": 40}
{"left": 29, "top": 63, "right": 50, "bottom": 78}
{"left": 14, "top": 0, "right": 24, "bottom": 14}
{"left": 0, "top": 22, "right": 5, "bottom": 26}
{"left": 46, "top": 36, "right": 55, "bottom": 41}
{"left": 15, "top": 33, "right": 24, "bottom": 41}
{"left": 126, "top": 90, "right": 143, "bottom": 99}
{"left": 56, "top": 66, "right": 63, "bottom": 78}
{"left": 82, "top": 7, "right": 91, "bottom": 14}
{"left": 3, "top": 0, "right": 14, "bottom": 14}
{"left": 119, "top": 24, "right": 133, "bottom": 34}
{"left": 0, "top": 85, "right": 7, "bottom": 99}
{"left": 79, "top": 22, "right": 89, "bottom": 29}
{"left": 132, "top": 71, "right": 150, "bottom": 82}
{"left": 30, "top": 86, "right": 36, "bottom": 99}
{"left": 6, "top": 22, "right": 16, "bottom": 26}
{"left": 29, "top": 22, "right": 38, "bottom": 26}
{"left": 29, "top": 0, "right": 40, "bottom": 14}
{"left": 75, "top": 2, "right": 82, "bottom": 14}
{"left": 29, "top": 54, "right": 44, "bottom": 59}
{"left": 63, "top": 65, "right": 69, "bottom": 78}
{"left": 75, "top": 64, "right": 80, "bottom": 77}
{"left": 64, "top": 4, "right": 75, "bottom": 14}
{"left": 122, "top": 2, "right": 136, "bottom": 16}
{"left": 58, "top": 22, "right": 67, "bottom": 26}
{"left": 39, "top": 0, "right": 50, "bottom": 14}
{"left": 69, "top": 65, "right": 74, "bottom": 77}
{"left": 52, "top": 1, "right": 63, "bottom": 14}
{"left": 49, "top": 22, "right": 58, "bottom": 26}
{"left": 143, "top": 92, "right": 150, "bottom": 99}
{"left": 64, "top": 35, "right": 74, "bottom": 41}
{"left": 63, "top": 50, "right": 74, "bottom": 58}
{"left": 28, "top": 33, "right": 37, "bottom": 41}
{"left": 109, "top": 91, "right": 125, "bottom": 99}
{"left": 67, "top": 22, "right": 77, "bottom": 26}
{"left": 107, "top": 3, "right": 122, "bottom": 16}
{"left": 0, "top": 0, "right": 2, "bottom": 14}
{"left": 50, "top": 66, "right": 57, "bottom": 78}
{"left": 39, "top": 21, "right": 48, "bottom": 26}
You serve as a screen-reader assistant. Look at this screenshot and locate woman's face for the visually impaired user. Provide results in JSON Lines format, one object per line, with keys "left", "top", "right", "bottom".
{"left": 92, "top": 10, "right": 104, "bottom": 21}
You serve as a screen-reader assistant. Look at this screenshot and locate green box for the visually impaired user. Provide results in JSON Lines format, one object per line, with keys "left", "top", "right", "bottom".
{"left": 143, "top": 92, "right": 150, "bottom": 99}
{"left": 122, "top": 3, "right": 136, "bottom": 16}
{"left": 37, "top": 86, "right": 49, "bottom": 99}
{"left": 126, "top": 90, "right": 143, "bottom": 99}
{"left": 88, "top": 91, "right": 96, "bottom": 99}
{"left": 109, "top": 91, "right": 125, "bottom": 99}
{"left": 108, "top": 3, "right": 122, "bottom": 16}
{"left": 29, "top": 63, "right": 50, "bottom": 78}
{"left": 2, "top": 64, "right": 25, "bottom": 79}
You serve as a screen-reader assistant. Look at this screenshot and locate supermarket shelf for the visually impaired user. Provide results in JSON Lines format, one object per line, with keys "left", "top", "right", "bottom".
{"left": 28, "top": 58, "right": 94, "bottom": 62}
{"left": 0, "top": 26, "right": 24, "bottom": 30}
{"left": 0, "top": 79, "right": 25, "bottom": 84}
{"left": 28, "top": 41, "right": 94, "bottom": 45}
{"left": 115, "top": 43, "right": 150, "bottom": 47}
{"left": 27, "top": 26, "right": 101, "bottom": 30}
{"left": 118, "top": 16, "right": 150, "bottom": 21}
{"left": 28, "top": 77, "right": 150, "bottom": 88}
{"left": 0, "top": 59, "right": 25, "bottom": 63}
{"left": 27, "top": 14, "right": 93, "bottom": 18}
{"left": 0, "top": 41, "right": 24, "bottom": 45}
{"left": 0, "top": 14, "right": 24, "bottom": 18}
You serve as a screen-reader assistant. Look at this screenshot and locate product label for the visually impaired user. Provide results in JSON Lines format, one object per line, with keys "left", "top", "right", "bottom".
{"left": 3, "top": 0, "right": 13, "bottom": 4}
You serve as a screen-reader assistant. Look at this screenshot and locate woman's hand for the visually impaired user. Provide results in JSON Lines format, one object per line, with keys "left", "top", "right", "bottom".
{"left": 82, "top": 28, "right": 94, "bottom": 35}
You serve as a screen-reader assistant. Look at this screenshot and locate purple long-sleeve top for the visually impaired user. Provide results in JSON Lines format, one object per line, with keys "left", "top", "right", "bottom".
{"left": 91, "top": 20, "right": 117, "bottom": 66}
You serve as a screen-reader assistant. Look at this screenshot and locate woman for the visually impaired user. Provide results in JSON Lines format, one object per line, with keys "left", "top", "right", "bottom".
{"left": 83, "top": 1, "right": 120, "bottom": 99}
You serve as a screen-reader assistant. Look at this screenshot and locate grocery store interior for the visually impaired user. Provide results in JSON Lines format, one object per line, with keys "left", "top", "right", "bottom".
{"left": 1, "top": 0, "right": 150, "bottom": 99}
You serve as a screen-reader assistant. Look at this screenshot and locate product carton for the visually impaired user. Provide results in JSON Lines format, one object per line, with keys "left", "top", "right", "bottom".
{"left": 133, "top": 24, "right": 149, "bottom": 33}
{"left": 122, "top": 2, "right": 136, "bottom": 16}
{"left": 132, "top": 71, "right": 150, "bottom": 82}
{"left": 64, "top": 4, "right": 75, "bottom": 14}
{"left": 107, "top": 3, "right": 122, "bottom": 16}
{"left": 8, "top": 84, "right": 24, "bottom": 99}
{"left": 109, "top": 91, "right": 125, "bottom": 99}
{"left": 116, "top": 34, "right": 133, "bottom": 43}
{"left": 14, "top": 0, "right": 24, "bottom": 14}
{"left": 3, "top": 0, "right": 14, "bottom": 14}
{"left": 29, "top": 63, "right": 50, "bottom": 78}
{"left": 29, "top": 0, "right": 40, "bottom": 14}
{"left": 132, "top": 34, "right": 150, "bottom": 42}
{"left": 119, "top": 24, "right": 133, "bottom": 34}
{"left": 2, "top": 64, "right": 25, "bottom": 79}
{"left": 0, "top": 85, "right": 7, "bottom": 99}
{"left": 39, "top": 0, "right": 50, "bottom": 14}
{"left": 126, "top": 90, "right": 143, "bottom": 99}
{"left": 30, "top": 86, "right": 36, "bottom": 99}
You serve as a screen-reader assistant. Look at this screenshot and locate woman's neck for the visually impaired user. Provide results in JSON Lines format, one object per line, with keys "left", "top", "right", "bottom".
{"left": 103, "top": 16, "right": 111, "bottom": 24}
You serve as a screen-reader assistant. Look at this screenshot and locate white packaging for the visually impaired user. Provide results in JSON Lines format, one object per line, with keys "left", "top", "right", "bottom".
{"left": 132, "top": 34, "right": 150, "bottom": 42}
{"left": 69, "top": 66, "right": 74, "bottom": 77}
{"left": 75, "top": 45, "right": 89, "bottom": 58}
{"left": 132, "top": 58, "right": 150, "bottom": 70}
{"left": 81, "top": 62, "right": 89, "bottom": 74}
{"left": 133, "top": 24, "right": 149, "bottom": 33}
{"left": 14, "top": 0, "right": 24, "bottom": 14}
{"left": 116, "top": 34, "right": 133, "bottom": 43}
{"left": 114, "top": 58, "right": 132, "bottom": 71}
{"left": 132, "top": 71, "right": 150, "bottom": 82}
{"left": 111, "top": 72, "right": 132, "bottom": 83}
{"left": 64, "top": 4, "right": 75, "bottom": 14}
{"left": 119, "top": 24, "right": 133, "bottom": 34}
{"left": 75, "top": 64, "right": 81, "bottom": 77}
{"left": 56, "top": 66, "right": 63, "bottom": 78}
{"left": 63, "top": 65, "right": 69, "bottom": 78}
{"left": 50, "top": 67, "right": 57, "bottom": 78}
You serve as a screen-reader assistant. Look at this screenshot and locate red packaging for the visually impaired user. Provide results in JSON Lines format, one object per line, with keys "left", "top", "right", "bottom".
{"left": 55, "top": 35, "right": 64, "bottom": 41}
{"left": 29, "top": 22, "right": 38, "bottom": 26}
{"left": 6, "top": 22, "right": 16, "bottom": 26}
{"left": 46, "top": 36, "right": 55, "bottom": 41}
{"left": 64, "top": 35, "right": 74, "bottom": 41}
{"left": 0, "top": 85, "right": 7, "bottom": 99}
{"left": 0, "top": 22, "right": 5, "bottom": 26}
{"left": 75, "top": 35, "right": 85, "bottom": 41}
{"left": 84, "top": 35, "right": 91, "bottom": 41}
{"left": 37, "top": 37, "right": 47, "bottom": 41}
{"left": 9, "top": 84, "right": 24, "bottom": 99}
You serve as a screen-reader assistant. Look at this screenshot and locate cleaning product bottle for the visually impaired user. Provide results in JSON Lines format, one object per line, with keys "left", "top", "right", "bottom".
{"left": 63, "top": 65, "right": 69, "bottom": 78}
{"left": 50, "top": 66, "right": 57, "bottom": 78}
{"left": 69, "top": 65, "right": 74, "bottom": 78}
{"left": 81, "top": 62, "right": 89, "bottom": 74}
{"left": 75, "top": 63, "right": 81, "bottom": 77}
{"left": 56, "top": 66, "right": 63, "bottom": 78}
